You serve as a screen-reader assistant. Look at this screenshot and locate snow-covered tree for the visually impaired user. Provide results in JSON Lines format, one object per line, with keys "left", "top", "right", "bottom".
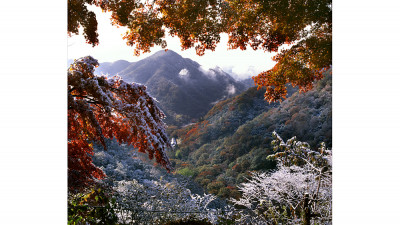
{"left": 68, "top": 56, "right": 172, "bottom": 191}
{"left": 231, "top": 132, "right": 332, "bottom": 224}
{"left": 86, "top": 139, "right": 230, "bottom": 224}
{"left": 110, "top": 179, "right": 220, "bottom": 224}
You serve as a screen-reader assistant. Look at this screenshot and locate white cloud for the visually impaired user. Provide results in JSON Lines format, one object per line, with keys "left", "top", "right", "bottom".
{"left": 198, "top": 65, "right": 216, "bottom": 79}
{"left": 226, "top": 84, "right": 236, "bottom": 95}
{"left": 178, "top": 68, "right": 189, "bottom": 77}
{"left": 221, "top": 65, "right": 262, "bottom": 80}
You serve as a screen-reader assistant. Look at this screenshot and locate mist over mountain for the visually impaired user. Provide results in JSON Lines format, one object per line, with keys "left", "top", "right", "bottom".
{"left": 91, "top": 50, "right": 248, "bottom": 125}
{"left": 96, "top": 60, "right": 131, "bottom": 76}
{"left": 240, "top": 77, "right": 256, "bottom": 89}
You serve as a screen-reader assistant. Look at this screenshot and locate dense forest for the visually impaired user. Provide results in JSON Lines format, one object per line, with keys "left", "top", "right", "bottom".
{"left": 168, "top": 70, "right": 332, "bottom": 199}
{"left": 67, "top": 0, "right": 332, "bottom": 224}
{"left": 68, "top": 53, "right": 332, "bottom": 224}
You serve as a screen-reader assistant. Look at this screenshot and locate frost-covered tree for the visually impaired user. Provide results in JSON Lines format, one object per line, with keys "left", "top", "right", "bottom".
{"left": 86, "top": 140, "right": 230, "bottom": 224}
{"left": 68, "top": 56, "right": 172, "bottom": 191}
{"left": 231, "top": 132, "right": 332, "bottom": 224}
{"left": 110, "top": 179, "right": 220, "bottom": 224}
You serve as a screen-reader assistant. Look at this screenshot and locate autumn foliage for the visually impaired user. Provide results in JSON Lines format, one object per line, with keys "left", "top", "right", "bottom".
{"left": 68, "top": 0, "right": 331, "bottom": 102}
{"left": 68, "top": 56, "right": 171, "bottom": 191}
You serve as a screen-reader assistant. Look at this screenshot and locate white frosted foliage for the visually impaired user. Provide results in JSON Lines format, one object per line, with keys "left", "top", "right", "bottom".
{"left": 231, "top": 133, "right": 332, "bottom": 224}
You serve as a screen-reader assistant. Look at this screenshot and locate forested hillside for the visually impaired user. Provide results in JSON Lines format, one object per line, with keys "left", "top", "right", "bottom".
{"left": 67, "top": 0, "right": 333, "bottom": 223}
{"left": 68, "top": 139, "right": 229, "bottom": 224}
{"left": 168, "top": 71, "right": 332, "bottom": 198}
{"left": 92, "top": 50, "right": 248, "bottom": 126}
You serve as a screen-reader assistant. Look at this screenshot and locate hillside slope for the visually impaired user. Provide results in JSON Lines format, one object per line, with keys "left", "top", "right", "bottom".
{"left": 93, "top": 50, "right": 248, "bottom": 125}
{"left": 168, "top": 71, "right": 332, "bottom": 198}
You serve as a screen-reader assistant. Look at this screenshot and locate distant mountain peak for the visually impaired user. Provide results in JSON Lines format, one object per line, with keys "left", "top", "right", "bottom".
{"left": 112, "top": 59, "right": 131, "bottom": 64}
{"left": 89, "top": 50, "right": 248, "bottom": 126}
{"left": 152, "top": 49, "right": 182, "bottom": 58}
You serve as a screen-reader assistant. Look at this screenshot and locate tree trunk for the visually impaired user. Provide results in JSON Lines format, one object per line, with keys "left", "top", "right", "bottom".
{"left": 302, "top": 193, "right": 311, "bottom": 225}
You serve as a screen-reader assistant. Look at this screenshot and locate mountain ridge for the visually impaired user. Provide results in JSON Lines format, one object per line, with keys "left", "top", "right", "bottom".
{"left": 168, "top": 71, "right": 332, "bottom": 198}
{"left": 90, "top": 50, "right": 249, "bottom": 126}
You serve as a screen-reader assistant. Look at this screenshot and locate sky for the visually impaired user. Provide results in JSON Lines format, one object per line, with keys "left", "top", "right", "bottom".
{"left": 67, "top": 5, "right": 277, "bottom": 80}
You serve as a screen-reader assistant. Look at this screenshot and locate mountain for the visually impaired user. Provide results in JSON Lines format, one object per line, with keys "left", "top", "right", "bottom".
{"left": 93, "top": 50, "right": 248, "bottom": 126}
{"left": 96, "top": 59, "right": 131, "bottom": 76}
{"left": 167, "top": 71, "right": 332, "bottom": 198}
{"left": 240, "top": 77, "right": 256, "bottom": 89}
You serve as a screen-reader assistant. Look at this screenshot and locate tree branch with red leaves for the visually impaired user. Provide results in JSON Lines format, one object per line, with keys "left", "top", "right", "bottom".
{"left": 68, "top": 56, "right": 172, "bottom": 191}
{"left": 68, "top": 0, "right": 331, "bottom": 103}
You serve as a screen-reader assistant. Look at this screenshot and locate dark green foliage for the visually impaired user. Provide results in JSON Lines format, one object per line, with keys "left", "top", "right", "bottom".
{"left": 168, "top": 71, "right": 332, "bottom": 198}
{"left": 176, "top": 167, "right": 198, "bottom": 177}
{"left": 68, "top": 187, "right": 118, "bottom": 225}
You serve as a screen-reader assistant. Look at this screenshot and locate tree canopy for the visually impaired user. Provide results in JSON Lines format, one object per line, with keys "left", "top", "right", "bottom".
{"left": 68, "top": 56, "right": 172, "bottom": 191}
{"left": 232, "top": 132, "right": 332, "bottom": 224}
{"left": 68, "top": 0, "right": 332, "bottom": 102}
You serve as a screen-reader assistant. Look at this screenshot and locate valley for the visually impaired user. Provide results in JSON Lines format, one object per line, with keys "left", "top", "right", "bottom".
{"left": 85, "top": 51, "right": 332, "bottom": 200}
